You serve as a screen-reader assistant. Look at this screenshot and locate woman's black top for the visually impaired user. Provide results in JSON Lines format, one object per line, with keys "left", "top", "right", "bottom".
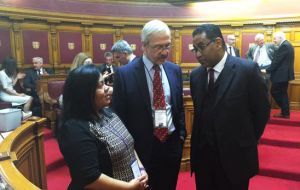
{"left": 58, "top": 109, "right": 136, "bottom": 190}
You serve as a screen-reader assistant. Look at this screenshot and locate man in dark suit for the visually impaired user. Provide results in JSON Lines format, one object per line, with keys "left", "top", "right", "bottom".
{"left": 112, "top": 19, "right": 186, "bottom": 190}
{"left": 24, "top": 57, "right": 53, "bottom": 116}
{"left": 246, "top": 33, "right": 276, "bottom": 69}
{"left": 111, "top": 39, "right": 137, "bottom": 65}
{"left": 98, "top": 52, "right": 117, "bottom": 86}
{"left": 226, "top": 34, "right": 240, "bottom": 57}
{"left": 267, "top": 31, "right": 294, "bottom": 118}
{"left": 190, "top": 24, "right": 270, "bottom": 190}
{"left": 246, "top": 33, "right": 277, "bottom": 90}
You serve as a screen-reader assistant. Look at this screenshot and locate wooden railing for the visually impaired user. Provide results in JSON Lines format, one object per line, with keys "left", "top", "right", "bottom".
{"left": 0, "top": 117, "right": 47, "bottom": 189}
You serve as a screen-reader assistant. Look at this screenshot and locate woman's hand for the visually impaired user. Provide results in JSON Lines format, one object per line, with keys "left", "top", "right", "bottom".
{"left": 16, "top": 73, "right": 26, "bottom": 79}
{"left": 102, "top": 71, "right": 113, "bottom": 80}
{"left": 128, "top": 175, "right": 149, "bottom": 190}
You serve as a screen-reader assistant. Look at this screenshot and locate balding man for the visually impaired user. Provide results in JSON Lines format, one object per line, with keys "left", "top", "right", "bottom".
{"left": 226, "top": 34, "right": 240, "bottom": 57}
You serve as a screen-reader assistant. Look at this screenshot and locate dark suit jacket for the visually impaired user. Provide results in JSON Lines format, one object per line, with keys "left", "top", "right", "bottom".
{"left": 23, "top": 68, "right": 54, "bottom": 96}
{"left": 190, "top": 55, "right": 270, "bottom": 184}
{"left": 266, "top": 40, "right": 295, "bottom": 83}
{"left": 112, "top": 57, "right": 186, "bottom": 168}
{"left": 98, "top": 64, "right": 117, "bottom": 74}
{"left": 227, "top": 46, "right": 240, "bottom": 57}
{"left": 246, "top": 43, "right": 276, "bottom": 62}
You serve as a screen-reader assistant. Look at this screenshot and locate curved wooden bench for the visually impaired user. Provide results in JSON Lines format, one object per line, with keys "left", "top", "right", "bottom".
{"left": 0, "top": 117, "right": 47, "bottom": 189}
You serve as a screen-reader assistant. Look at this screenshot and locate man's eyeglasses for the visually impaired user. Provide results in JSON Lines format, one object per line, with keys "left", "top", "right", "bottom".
{"left": 191, "top": 40, "right": 215, "bottom": 54}
{"left": 149, "top": 44, "right": 173, "bottom": 52}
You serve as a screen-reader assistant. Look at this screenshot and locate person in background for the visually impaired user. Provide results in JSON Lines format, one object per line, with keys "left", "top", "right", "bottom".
{"left": 98, "top": 52, "right": 116, "bottom": 86}
{"left": 267, "top": 31, "right": 294, "bottom": 118}
{"left": 58, "top": 52, "right": 93, "bottom": 108}
{"left": 226, "top": 34, "right": 240, "bottom": 57}
{"left": 246, "top": 33, "right": 276, "bottom": 69}
{"left": 70, "top": 52, "right": 93, "bottom": 71}
{"left": 190, "top": 24, "right": 270, "bottom": 190}
{"left": 111, "top": 40, "right": 137, "bottom": 65}
{"left": 24, "top": 57, "right": 53, "bottom": 116}
{"left": 113, "top": 19, "right": 186, "bottom": 190}
{"left": 0, "top": 56, "right": 33, "bottom": 114}
{"left": 246, "top": 33, "right": 276, "bottom": 90}
{"left": 58, "top": 64, "right": 148, "bottom": 190}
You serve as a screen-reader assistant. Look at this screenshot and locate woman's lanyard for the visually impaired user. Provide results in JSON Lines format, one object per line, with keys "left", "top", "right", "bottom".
{"left": 101, "top": 118, "right": 130, "bottom": 150}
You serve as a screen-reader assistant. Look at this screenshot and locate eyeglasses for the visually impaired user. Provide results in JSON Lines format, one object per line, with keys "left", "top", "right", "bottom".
{"left": 148, "top": 43, "right": 173, "bottom": 52}
{"left": 191, "top": 40, "right": 215, "bottom": 54}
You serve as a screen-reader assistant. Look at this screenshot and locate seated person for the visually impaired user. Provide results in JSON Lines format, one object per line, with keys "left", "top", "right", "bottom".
{"left": 70, "top": 52, "right": 93, "bottom": 71}
{"left": 0, "top": 56, "right": 33, "bottom": 114}
{"left": 98, "top": 52, "right": 116, "bottom": 86}
{"left": 24, "top": 57, "right": 53, "bottom": 116}
{"left": 58, "top": 65, "right": 148, "bottom": 190}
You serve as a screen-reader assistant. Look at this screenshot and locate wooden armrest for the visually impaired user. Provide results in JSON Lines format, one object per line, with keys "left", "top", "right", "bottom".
{"left": 43, "top": 92, "right": 58, "bottom": 106}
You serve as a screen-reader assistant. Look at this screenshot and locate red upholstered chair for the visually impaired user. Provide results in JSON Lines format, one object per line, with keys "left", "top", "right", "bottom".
{"left": 0, "top": 101, "right": 12, "bottom": 109}
{"left": 37, "top": 74, "right": 67, "bottom": 133}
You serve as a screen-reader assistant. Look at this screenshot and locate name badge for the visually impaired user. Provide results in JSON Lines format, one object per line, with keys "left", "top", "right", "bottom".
{"left": 131, "top": 160, "right": 141, "bottom": 178}
{"left": 154, "top": 110, "right": 167, "bottom": 128}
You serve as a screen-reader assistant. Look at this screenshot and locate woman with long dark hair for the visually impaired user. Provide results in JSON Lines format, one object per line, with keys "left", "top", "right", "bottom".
{"left": 0, "top": 56, "right": 33, "bottom": 113}
{"left": 58, "top": 64, "right": 148, "bottom": 190}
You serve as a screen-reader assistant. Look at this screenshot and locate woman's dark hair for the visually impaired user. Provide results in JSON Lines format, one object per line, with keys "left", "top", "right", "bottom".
{"left": 1, "top": 56, "right": 18, "bottom": 77}
{"left": 192, "top": 24, "right": 226, "bottom": 50}
{"left": 62, "top": 64, "right": 101, "bottom": 123}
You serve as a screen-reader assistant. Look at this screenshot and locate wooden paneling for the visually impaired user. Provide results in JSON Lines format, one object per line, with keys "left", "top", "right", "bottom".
{"left": 0, "top": 27, "right": 12, "bottom": 64}
{"left": 92, "top": 33, "right": 114, "bottom": 64}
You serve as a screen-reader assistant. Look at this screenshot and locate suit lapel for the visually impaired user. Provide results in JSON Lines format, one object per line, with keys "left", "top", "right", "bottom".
{"left": 162, "top": 63, "right": 176, "bottom": 109}
{"left": 133, "top": 59, "right": 152, "bottom": 117}
{"left": 196, "top": 68, "right": 208, "bottom": 107}
{"left": 213, "top": 57, "right": 235, "bottom": 109}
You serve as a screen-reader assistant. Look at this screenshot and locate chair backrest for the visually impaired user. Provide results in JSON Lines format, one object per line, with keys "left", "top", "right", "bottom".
{"left": 0, "top": 101, "right": 12, "bottom": 109}
{"left": 47, "top": 81, "right": 65, "bottom": 100}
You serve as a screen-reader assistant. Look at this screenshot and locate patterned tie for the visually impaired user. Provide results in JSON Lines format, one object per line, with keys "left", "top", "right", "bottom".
{"left": 208, "top": 68, "right": 215, "bottom": 92}
{"left": 152, "top": 65, "right": 168, "bottom": 142}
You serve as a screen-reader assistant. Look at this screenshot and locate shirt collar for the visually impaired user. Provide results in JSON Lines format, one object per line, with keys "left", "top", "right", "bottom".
{"left": 207, "top": 51, "right": 227, "bottom": 73}
{"left": 143, "top": 54, "right": 163, "bottom": 71}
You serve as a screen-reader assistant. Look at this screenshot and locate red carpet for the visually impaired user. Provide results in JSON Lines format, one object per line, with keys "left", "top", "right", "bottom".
{"left": 44, "top": 109, "right": 300, "bottom": 190}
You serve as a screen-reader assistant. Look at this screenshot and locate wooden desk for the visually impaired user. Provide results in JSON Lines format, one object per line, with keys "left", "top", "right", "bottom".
{"left": 0, "top": 117, "right": 47, "bottom": 189}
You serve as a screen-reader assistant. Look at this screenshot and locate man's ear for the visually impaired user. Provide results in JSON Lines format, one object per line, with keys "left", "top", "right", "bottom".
{"left": 215, "top": 37, "right": 223, "bottom": 47}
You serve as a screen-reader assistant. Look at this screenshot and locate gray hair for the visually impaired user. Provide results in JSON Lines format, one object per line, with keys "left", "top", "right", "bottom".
{"left": 32, "top": 57, "right": 43, "bottom": 63}
{"left": 141, "top": 19, "right": 171, "bottom": 45}
{"left": 255, "top": 33, "right": 264, "bottom": 41}
{"left": 104, "top": 52, "right": 113, "bottom": 58}
{"left": 111, "top": 40, "right": 133, "bottom": 54}
{"left": 227, "top": 34, "right": 235, "bottom": 40}
{"left": 274, "top": 31, "right": 286, "bottom": 41}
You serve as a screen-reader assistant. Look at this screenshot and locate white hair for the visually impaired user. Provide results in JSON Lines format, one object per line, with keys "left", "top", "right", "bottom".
{"left": 274, "top": 31, "right": 286, "bottom": 41}
{"left": 227, "top": 34, "right": 235, "bottom": 40}
{"left": 141, "top": 19, "right": 171, "bottom": 45}
{"left": 32, "top": 57, "right": 43, "bottom": 63}
{"left": 255, "top": 33, "right": 264, "bottom": 41}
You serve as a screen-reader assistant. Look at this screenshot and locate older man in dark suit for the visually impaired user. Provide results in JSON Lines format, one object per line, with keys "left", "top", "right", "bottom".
{"left": 190, "top": 24, "right": 270, "bottom": 190}
{"left": 112, "top": 19, "right": 186, "bottom": 190}
{"left": 24, "top": 57, "right": 53, "bottom": 116}
{"left": 246, "top": 33, "right": 276, "bottom": 69}
{"left": 267, "top": 31, "right": 295, "bottom": 118}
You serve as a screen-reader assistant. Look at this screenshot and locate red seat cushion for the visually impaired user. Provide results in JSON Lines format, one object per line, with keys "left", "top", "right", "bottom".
{"left": 48, "top": 81, "right": 65, "bottom": 100}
